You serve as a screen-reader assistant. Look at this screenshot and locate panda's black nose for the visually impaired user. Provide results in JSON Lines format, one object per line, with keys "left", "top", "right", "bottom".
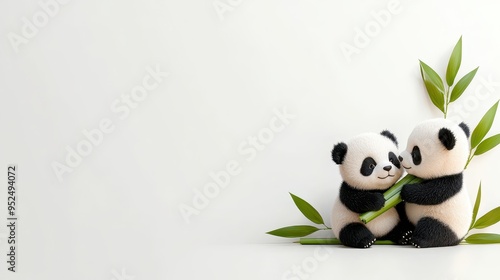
{"left": 398, "top": 156, "right": 403, "bottom": 162}
{"left": 383, "top": 165, "right": 392, "bottom": 171}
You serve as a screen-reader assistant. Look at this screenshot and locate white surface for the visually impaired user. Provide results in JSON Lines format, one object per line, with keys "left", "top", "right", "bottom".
{"left": 169, "top": 244, "right": 498, "bottom": 280}
{"left": 1, "top": 0, "right": 500, "bottom": 279}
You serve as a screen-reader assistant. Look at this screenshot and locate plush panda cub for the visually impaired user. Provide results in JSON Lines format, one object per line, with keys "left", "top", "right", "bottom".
{"left": 330, "top": 131, "right": 408, "bottom": 248}
{"left": 399, "top": 118, "right": 472, "bottom": 248}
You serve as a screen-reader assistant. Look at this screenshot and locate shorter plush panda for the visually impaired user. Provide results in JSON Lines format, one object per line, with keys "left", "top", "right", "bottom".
{"left": 330, "top": 130, "right": 409, "bottom": 248}
{"left": 399, "top": 118, "right": 472, "bottom": 248}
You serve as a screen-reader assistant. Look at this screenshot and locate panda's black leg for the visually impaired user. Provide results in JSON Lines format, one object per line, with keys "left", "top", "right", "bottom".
{"left": 411, "top": 217, "right": 460, "bottom": 248}
{"left": 380, "top": 221, "right": 415, "bottom": 245}
{"left": 381, "top": 202, "right": 415, "bottom": 245}
{"left": 339, "top": 223, "right": 376, "bottom": 248}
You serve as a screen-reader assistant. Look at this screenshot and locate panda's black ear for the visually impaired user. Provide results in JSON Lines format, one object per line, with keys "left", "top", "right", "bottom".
{"left": 381, "top": 130, "right": 398, "bottom": 147}
{"left": 332, "top": 142, "right": 347, "bottom": 165}
{"left": 439, "top": 128, "right": 456, "bottom": 150}
{"left": 459, "top": 122, "right": 470, "bottom": 138}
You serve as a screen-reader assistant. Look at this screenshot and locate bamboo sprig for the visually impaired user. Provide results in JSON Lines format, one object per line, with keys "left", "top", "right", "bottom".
{"left": 268, "top": 37, "right": 500, "bottom": 246}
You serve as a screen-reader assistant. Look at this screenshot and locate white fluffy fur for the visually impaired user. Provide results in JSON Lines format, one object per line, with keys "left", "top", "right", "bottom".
{"left": 401, "top": 118, "right": 472, "bottom": 239}
{"left": 339, "top": 133, "right": 403, "bottom": 190}
{"left": 331, "top": 133, "right": 403, "bottom": 238}
{"left": 400, "top": 118, "right": 469, "bottom": 178}
{"left": 331, "top": 197, "right": 400, "bottom": 238}
{"left": 406, "top": 191, "right": 471, "bottom": 239}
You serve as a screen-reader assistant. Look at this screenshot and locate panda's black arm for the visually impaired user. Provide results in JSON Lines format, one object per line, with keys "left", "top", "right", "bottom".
{"left": 400, "top": 173, "right": 463, "bottom": 205}
{"left": 339, "top": 182, "right": 385, "bottom": 213}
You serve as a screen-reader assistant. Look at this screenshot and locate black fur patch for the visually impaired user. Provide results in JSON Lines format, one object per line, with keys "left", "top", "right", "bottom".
{"left": 381, "top": 130, "right": 398, "bottom": 147}
{"left": 439, "top": 128, "right": 456, "bottom": 150}
{"left": 459, "top": 122, "right": 470, "bottom": 138}
{"left": 380, "top": 203, "right": 415, "bottom": 245}
{"left": 339, "top": 223, "right": 376, "bottom": 248}
{"left": 400, "top": 173, "right": 463, "bottom": 205}
{"left": 411, "top": 146, "right": 422, "bottom": 165}
{"left": 360, "top": 157, "right": 376, "bottom": 176}
{"left": 410, "top": 217, "right": 460, "bottom": 248}
{"left": 332, "top": 142, "right": 347, "bottom": 164}
{"left": 389, "top": 152, "right": 401, "bottom": 169}
{"left": 339, "top": 182, "right": 385, "bottom": 213}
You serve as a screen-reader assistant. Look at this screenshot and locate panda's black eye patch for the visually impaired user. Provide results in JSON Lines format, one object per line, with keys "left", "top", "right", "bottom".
{"left": 360, "top": 157, "right": 377, "bottom": 176}
{"left": 388, "top": 152, "right": 401, "bottom": 169}
{"left": 412, "top": 146, "right": 422, "bottom": 165}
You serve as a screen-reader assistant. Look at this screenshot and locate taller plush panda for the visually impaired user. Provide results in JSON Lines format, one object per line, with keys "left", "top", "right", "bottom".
{"left": 399, "top": 118, "right": 472, "bottom": 248}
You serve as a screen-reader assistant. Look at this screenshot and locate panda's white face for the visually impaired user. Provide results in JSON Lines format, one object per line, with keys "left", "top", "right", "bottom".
{"left": 337, "top": 133, "right": 403, "bottom": 190}
{"left": 399, "top": 118, "right": 470, "bottom": 179}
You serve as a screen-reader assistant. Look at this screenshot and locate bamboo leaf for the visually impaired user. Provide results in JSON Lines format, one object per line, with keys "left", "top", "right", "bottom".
{"left": 471, "top": 101, "right": 499, "bottom": 149}
{"left": 470, "top": 183, "right": 481, "bottom": 230}
{"left": 450, "top": 67, "right": 479, "bottom": 102}
{"left": 446, "top": 36, "right": 462, "bottom": 86}
{"left": 266, "top": 225, "right": 320, "bottom": 238}
{"left": 420, "top": 60, "right": 445, "bottom": 91}
{"left": 422, "top": 78, "right": 445, "bottom": 113}
{"left": 474, "top": 134, "right": 500, "bottom": 155}
{"left": 289, "top": 193, "right": 324, "bottom": 224}
{"left": 472, "top": 206, "right": 500, "bottom": 229}
{"left": 465, "top": 233, "right": 500, "bottom": 244}
{"left": 420, "top": 61, "right": 445, "bottom": 113}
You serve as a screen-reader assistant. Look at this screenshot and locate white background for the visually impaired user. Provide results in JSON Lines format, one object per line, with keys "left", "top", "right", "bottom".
{"left": 1, "top": 0, "right": 500, "bottom": 279}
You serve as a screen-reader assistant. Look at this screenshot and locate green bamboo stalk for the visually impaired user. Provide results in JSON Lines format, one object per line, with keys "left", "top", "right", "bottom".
{"left": 383, "top": 174, "right": 416, "bottom": 200}
{"left": 360, "top": 194, "right": 403, "bottom": 224}
{"left": 298, "top": 238, "right": 395, "bottom": 245}
{"left": 359, "top": 175, "right": 423, "bottom": 224}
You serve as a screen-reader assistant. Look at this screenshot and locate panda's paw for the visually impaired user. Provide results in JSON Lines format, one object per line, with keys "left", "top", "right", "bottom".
{"left": 362, "top": 238, "right": 377, "bottom": 248}
{"left": 371, "top": 193, "right": 386, "bottom": 211}
{"left": 339, "top": 223, "right": 376, "bottom": 248}
{"left": 410, "top": 236, "right": 432, "bottom": 248}
{"left": 401, "top": 230, "right": 413, "bottom": 245}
